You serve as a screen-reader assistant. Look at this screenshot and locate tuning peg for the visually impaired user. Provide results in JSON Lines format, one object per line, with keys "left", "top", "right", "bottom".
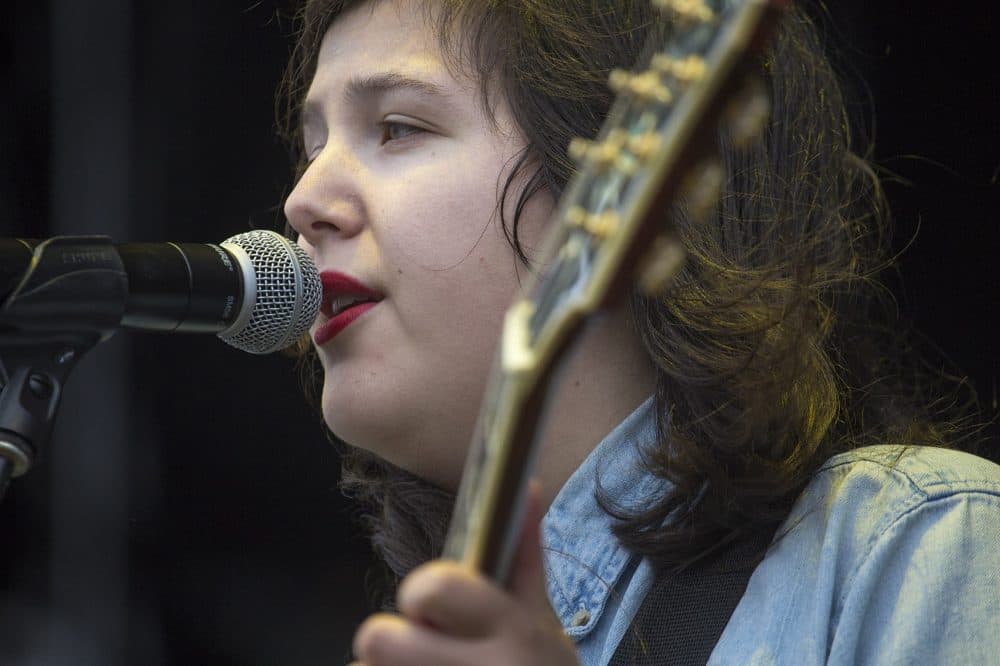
{"left": 680, "top": 159, "right": 725, "bottom": 220}
{"left": 567, "top": 137, "right": 592, "bottom": 162}
{"left": 567, "top": 129, "right": 629, "bottom": 171}
{"left": 627, "top": 131, "right": 663, "bottom": 162}
{"left": 565, "top": 205, "right": 589, "bottom": 227}
{"left": 651, "top": 0, "right": 716, "bottom": 24}
{"left": 589, "top": 210, "right": 621, "bottom": 239}
{"left": 725, "top": 75, "right": 770, "bottom": 147}
{"left": 637, "top": 233, "right": 685, "bottom": 295}
{"left": 608, "top": 68, "right": 674, "bottom": 105}
{"left": 564, "top": 205, "right": 620, "bottom": 239}
{"left": 650, "top": 54, "right": 707, "bottom": 86}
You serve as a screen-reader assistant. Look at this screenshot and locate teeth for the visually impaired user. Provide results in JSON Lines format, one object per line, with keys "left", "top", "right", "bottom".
{"left": 329, "top": 295, "right": 368, "bottom": 316}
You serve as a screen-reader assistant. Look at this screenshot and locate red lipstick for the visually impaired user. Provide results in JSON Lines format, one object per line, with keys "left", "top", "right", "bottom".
{"left": 314, "top": 271, "right": 382, "bottom": 346}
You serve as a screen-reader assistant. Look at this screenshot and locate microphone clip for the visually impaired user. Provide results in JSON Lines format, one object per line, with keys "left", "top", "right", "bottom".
{"left": 0, "top": 236, "right": 128, "bottom": 498}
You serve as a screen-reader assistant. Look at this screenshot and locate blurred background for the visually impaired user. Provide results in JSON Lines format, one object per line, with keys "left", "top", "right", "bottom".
{"left": 1, "top": 1, "right": 997, "bottom": 664}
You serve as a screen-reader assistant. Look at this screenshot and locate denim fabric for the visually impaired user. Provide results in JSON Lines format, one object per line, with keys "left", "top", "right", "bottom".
{"left": 541, "top": 398, "right": 1000, "bottom": 665}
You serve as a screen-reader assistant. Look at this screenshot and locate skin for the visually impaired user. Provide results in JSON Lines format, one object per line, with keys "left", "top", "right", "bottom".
{"left": 285, "top": 1, "right": 655, "bottom": 662}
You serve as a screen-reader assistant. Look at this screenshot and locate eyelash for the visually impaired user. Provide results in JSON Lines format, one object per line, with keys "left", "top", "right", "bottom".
{"left": 379, "top": 120, "right": 424, "bottom": 144}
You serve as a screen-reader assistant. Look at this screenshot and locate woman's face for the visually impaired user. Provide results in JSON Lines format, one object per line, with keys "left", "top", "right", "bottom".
{"left": 285, "top": 1, "right": 555, "bottom": 489}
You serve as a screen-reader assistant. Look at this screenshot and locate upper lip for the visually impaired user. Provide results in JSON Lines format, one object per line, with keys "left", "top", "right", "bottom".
{"left": 319, "top": 271, "right": 383, "bottom": 318}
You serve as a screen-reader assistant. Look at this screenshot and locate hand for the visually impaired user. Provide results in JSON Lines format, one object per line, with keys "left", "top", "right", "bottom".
{"left": 350, "top": 482, "right": 579, "bottom": 666}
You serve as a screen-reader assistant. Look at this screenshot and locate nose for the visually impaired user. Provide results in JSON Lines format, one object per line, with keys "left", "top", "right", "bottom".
{"left": 284, "top": 149, "right": 366, "bottom": 248}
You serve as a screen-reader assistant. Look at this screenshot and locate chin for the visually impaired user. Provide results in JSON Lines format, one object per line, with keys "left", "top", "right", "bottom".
{"left": 321, "top": 394, "right": 400, "bottom": 465}
{"left": 323, "top": 408, "right": 459, "bottom": 490}
{"left": 317, "top": 364, "right": 473, "bottom": 489}
{"left": 322, "top": 399, "right": 374, "bottom": 450}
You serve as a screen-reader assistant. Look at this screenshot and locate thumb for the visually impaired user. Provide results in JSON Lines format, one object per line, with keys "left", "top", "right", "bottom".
{"left": 507, "top": 479, "right": 552, "bottom": 613}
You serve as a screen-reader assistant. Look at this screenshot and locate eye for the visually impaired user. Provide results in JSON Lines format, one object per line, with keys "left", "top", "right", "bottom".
{"left": 379, "top": 121, "right": 424, "bottom": 144}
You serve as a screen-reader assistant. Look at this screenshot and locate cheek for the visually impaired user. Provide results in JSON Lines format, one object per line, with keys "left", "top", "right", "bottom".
{"left": 296, "top": 233, "right": 315, "bottom": 257}
{"left": 397, "top": 247, "right": 517, "bottom": 354}
{"left": 390, "top": 183, "right": 499, "bottom": 264}
{"left": 383, "top": 196, "right": 522, "bottom": 313}
{"left": 379, "top": 144, "right": 555, "bottom": 342}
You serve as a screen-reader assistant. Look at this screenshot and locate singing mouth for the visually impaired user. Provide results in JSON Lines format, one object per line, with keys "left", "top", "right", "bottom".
{"left": 326, "top": 294, "right": 375, "bottom": 318}
{"left": 314, "top": 271, "right": 382, "bottom": 345}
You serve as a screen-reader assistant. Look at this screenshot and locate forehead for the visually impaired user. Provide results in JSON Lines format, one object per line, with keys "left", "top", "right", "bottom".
{"left": 314, "top": 1, "right": 450, "bottom": 86}
{"left": 303, "top": 0, "right": 514, "bottom": 139}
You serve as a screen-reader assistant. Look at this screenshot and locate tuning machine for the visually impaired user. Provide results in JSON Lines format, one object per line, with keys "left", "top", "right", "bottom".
{"left": 568, "top": 128, "right": 630, "bottom": 173}
{"left": 723, "top": 74, "right": 770, "bottom": 147}
{"left": 608, "top": 68, "right": 674, "bottom": 106}
{"left": 636, "top": 232, "right": 685, "bottom": 295}
{"left": 652, "top": 0, "right": 717, "bottom": 24}
{"left": 565, "top": 205, "right": 621, "bottom": 240}
{"left": 678, "top": 157, "right": 725, "bottom": 223}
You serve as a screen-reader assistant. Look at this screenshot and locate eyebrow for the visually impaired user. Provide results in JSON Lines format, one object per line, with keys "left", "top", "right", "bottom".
{"left": 301, "top": 71, "right": 455, "bottom": 130}
{"left": 344, "top": 72, "right": 452, "bottom": 105}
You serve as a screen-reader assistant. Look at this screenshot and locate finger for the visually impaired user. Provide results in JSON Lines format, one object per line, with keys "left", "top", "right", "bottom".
{"left": 396, "top": 559, "right": 514, "bottom": 638}
{"left": 352, "top": 611, "right": 483, "bottom": 666}
{"left": 508, "top": 479, "right": 553, "bottom": 614}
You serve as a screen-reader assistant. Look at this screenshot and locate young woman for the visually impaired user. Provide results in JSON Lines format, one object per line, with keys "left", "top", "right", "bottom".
{"left": 280, "top": 1, "right": 1000, "bottom": 663}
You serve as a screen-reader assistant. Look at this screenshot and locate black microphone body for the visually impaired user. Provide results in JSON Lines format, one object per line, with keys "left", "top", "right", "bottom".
{"left": 119, "top": 241, "right": 248, "bottom": 333}
{"left": 2, "top": 238, "right": 247, "bottom": 333}
{"left": 0, "top": 231, "right": 320, "bottom": 354}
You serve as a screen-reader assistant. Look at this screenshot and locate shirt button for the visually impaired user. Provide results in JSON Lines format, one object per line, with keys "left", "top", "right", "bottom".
{"left": 570, "top": 609, "right": 591, "bottom": 627}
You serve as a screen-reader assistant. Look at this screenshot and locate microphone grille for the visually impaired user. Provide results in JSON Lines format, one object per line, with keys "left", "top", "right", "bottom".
{"left": 218, "top": 230, "right": 321, "bottom": 354}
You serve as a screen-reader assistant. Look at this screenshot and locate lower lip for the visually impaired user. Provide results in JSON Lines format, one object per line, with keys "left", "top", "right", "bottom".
{"left": 314, "top": 302, "right": 378, "bottom": 346}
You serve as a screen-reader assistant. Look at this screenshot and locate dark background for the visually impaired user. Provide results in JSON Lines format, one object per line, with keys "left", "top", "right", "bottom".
{"left": 1, "top": 1, "right": 997, "bottom": 664}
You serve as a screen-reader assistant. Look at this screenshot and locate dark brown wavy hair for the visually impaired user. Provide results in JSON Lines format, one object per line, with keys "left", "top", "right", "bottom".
{"left": 277, "top": 0, "right": 977, "bottom": 597}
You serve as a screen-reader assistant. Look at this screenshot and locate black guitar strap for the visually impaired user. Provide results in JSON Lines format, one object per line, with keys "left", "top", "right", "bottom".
{"left": 608, "top": 528, "right": 776, "bottom": 665}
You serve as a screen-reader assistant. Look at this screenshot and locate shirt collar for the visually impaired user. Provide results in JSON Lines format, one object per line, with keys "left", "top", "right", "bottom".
{"left": 541, "top": 396, "right": 665, "bottom": 639}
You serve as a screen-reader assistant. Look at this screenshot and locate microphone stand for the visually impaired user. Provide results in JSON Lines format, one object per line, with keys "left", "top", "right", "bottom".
{"left": 0, "top": 236, "right": 127, "bottom": 502}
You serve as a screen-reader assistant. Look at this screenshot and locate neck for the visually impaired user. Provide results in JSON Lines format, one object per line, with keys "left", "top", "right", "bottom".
{"left": 532, "top": 300, "right": 656, "bottom": 513}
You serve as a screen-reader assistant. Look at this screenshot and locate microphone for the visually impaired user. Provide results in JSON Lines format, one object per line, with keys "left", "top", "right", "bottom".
{"left": 0, "top": 230, "right": 321, "bottom": 354}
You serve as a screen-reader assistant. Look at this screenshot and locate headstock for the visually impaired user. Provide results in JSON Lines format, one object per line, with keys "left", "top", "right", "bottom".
{"left": 445, "top": 0, "right": 785, "bottom": 582}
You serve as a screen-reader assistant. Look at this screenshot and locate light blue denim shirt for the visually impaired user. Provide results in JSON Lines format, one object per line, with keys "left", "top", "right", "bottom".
{"left": 541, "top": 397, "right": 1000, "bottom": 664}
